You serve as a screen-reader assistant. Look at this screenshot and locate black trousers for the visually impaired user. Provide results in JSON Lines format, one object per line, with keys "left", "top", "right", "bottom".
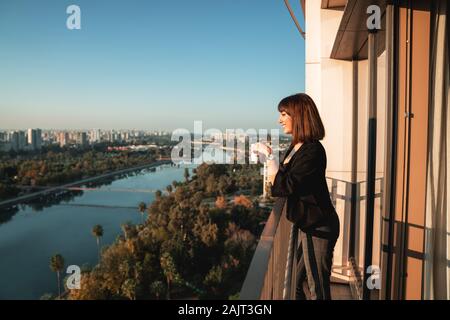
{"left": 295, "top": 228, "right": 338, "bottom": 300}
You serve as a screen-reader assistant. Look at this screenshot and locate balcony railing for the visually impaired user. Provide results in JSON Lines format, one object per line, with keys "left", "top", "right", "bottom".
{"left": 239, "top": 176, "right": 383, "bottom": 300}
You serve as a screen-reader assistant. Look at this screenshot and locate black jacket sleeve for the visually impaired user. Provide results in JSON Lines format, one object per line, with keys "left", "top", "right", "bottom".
{"left": 271, "top": 143, "right": 323, "bottom": 197}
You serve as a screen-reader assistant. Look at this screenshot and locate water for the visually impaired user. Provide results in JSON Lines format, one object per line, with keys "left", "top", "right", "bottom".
{"left": 0, "top": 164, "right": 193, "bottom": 299}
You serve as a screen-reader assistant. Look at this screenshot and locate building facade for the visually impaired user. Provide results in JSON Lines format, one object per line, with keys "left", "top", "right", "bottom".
{"left": 241, "top": 0, "right": 449, "bottom": 301}
{"left": 27, "top": 128, "right": 42, "bottom": 150}
{"left": 304, "top": 0, "right": 449, "bottom": 299}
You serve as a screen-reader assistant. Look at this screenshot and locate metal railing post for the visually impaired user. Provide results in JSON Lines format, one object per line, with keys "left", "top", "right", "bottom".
{"left": 349, "top": 182, "right": 358, "bottom": 259}
{"left": 283, "top": 223, "right": 299, "bottom": 299}
{"left": 363, "top": 29, "right": 378, "bottom": 300}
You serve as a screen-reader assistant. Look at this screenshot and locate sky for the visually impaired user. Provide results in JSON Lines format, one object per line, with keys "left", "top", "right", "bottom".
{"left": 0, "top": 0, "right": 305, "bottom": 131}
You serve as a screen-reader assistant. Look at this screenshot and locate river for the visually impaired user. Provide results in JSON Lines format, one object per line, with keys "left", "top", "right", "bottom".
{"left": 0, "top": 164, "right": 194, "bottom": 299}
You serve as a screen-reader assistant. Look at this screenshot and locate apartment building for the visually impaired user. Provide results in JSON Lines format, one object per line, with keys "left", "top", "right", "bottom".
{"left": 241, "top": 0, "right": 449, "bottom": 300}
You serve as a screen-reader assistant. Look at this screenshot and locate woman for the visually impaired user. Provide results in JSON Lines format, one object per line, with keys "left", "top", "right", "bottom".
{"left": 253, "top": 93, "right": 340, "bottom": 300}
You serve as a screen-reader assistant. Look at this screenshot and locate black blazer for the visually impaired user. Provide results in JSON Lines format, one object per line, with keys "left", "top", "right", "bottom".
{"left": 271, "top": 140, "right": 339, "bottom": 238}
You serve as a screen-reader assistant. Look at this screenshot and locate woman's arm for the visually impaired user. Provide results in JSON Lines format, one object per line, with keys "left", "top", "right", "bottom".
{"left": 252, "top": 143, "right": 280, "bottom": 185}
{"left": 270, "top": 143, "right": 323, "bottom": 197}
{"left": 267, "top": 158, "right": 279, "bottom": 185}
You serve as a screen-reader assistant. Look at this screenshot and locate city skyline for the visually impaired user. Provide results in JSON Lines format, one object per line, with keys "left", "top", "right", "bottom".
{"left": 0, "top": 0, "right": 305, "bottom": 131}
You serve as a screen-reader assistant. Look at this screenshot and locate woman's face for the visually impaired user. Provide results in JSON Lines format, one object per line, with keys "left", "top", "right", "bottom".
{"left": 278, "top": 110, "right": 293, "bottom": 134}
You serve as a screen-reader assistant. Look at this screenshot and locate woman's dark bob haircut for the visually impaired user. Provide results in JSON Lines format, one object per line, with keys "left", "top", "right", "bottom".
{"left": 278, "top": 93, "right": 325, "bottom": 145}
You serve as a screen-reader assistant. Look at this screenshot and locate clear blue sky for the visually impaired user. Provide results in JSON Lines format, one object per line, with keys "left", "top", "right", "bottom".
{"left": 0, "top": 0, "right": 305, "bottom": 131}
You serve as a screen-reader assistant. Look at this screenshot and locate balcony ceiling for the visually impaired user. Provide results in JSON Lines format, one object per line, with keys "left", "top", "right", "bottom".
{"left": 330, "top": 0, "right": 387, "bottom": 61}
{"left": 321, "top": 0, "right": 347, "bottom": 10}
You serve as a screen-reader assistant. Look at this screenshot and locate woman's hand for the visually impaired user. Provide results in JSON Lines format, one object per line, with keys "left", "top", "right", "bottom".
{"left": 251, "top": 142, "right": 272, "bottom": 158}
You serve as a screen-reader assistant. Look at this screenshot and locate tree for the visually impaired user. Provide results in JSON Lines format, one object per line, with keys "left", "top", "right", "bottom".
{"left": 224, "top": 223, "right": 256, "bottom": 267}
{"left": 251, "top": 184, "right": 260, "bottom": 196}
{"left": 218, "top": 175, "right": 229, "bottom": 195}
{"left": 50, "top": 254, "right": 65, "bottom": 298}
{"left": 150, "top": 281, "right": 165, "bottom": 300}
{"left": 121, "top": 279, "right": 137, "bottom": 300}
{"left": 199, "top": 223, "right": 219, "bottom": 247}
{"left": 40, "top": 293, "right": 55, "bottom": 300}
{"left": 138, "top": 202, "right": 146, "bottom": 223}
{"left": 160, "top": 252, "right": 181, "bottom": 300}
{"left": 205, "top": 175, "right": 217, "bottom": 194}
{"left": 215, "top": 196, "right": 227, "bottom": 209}
{"left": 203, "top": 265, "right": 223, "bottom": 297}
{"left": 61, "top": 162, "right": 266, "bottom": 300}
{"left": 204, "top": 265, "right": 223, "bottom": 286}
{"left": 92, "top": 225, "right": 104, "bottom": 262}
{"left": 191, "top": 191, "right": 204, "bottom": 207}
{"left": 121, "top": 222, "right": 136, "bottom": 240}
{"left": 233, "top": 195, "right": 252, "bottom": 209}
{"left": 184, "top": 168, "right": 190, "bottom": 182}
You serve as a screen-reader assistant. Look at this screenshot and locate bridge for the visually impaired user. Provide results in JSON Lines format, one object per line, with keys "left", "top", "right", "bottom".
{"left": 59, "top": 203, "right": 140, "bottom": 210}
{"left": 16, "top": 185, "right": 163, "bottom": 194}
{"left": 67, "top": 187, "right": 161, "bottom": 193}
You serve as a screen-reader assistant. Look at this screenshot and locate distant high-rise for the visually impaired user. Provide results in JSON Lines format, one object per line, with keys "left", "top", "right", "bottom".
{"left": 106, "top": 131, "right": 113, "bottom": 142}
{"left": 58, "top": 132, "right": 69, "bottom": 147}
{"left": 27, "top": 129, "right": 34, "bottom": 148}
{"left": 10, "top": 131, "right": 19, "bottom": 151}
{"left": 77, "top": 132, "right": 88, "bottom": 147}
{"left": 27, "top": 128, "right": 42, "bottom": 150}
{"left": 6, "top": 130, "right": 26, "bottom": 152}
{"left": 36, "top": 129, "right": 42, "bottom": 149}
{"left": 90, "top": 129, "right": 101, "bottom": 143}
{"left": 18, "top": 131, "right": 26, "bottom": 150}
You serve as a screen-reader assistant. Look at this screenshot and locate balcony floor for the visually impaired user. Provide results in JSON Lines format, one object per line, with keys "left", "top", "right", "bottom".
{"left": 331, "top": 283, "right": 354, "bottom": 300}
{"left": 298, "top": 282, "right": 354, "bottom": 300}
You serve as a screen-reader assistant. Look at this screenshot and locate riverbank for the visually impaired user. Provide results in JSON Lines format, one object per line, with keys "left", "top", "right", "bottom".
{"left": 67, "top": 163, "right": 268, "bottom": 300}
{"left": 0, "top": 164, "right": 190, "bottom": 299}
{"left": 0, "top": 160, "right": 171, "bottom": 209}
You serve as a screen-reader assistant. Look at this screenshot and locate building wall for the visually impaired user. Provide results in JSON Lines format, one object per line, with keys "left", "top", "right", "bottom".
{"left": 387, "top": 4, "right": 431, "bottom": 300}
{"left": 305, "top": 0, "right": 388, "bottom": 285}
{"left": 306, "top": 2, "right": 354, "bottom": 180}
{"left": 305, "top": 2, "right": 386, "bottom": 180}
{"left": 305, "top": 0, "right": 448, "bottom": 300}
